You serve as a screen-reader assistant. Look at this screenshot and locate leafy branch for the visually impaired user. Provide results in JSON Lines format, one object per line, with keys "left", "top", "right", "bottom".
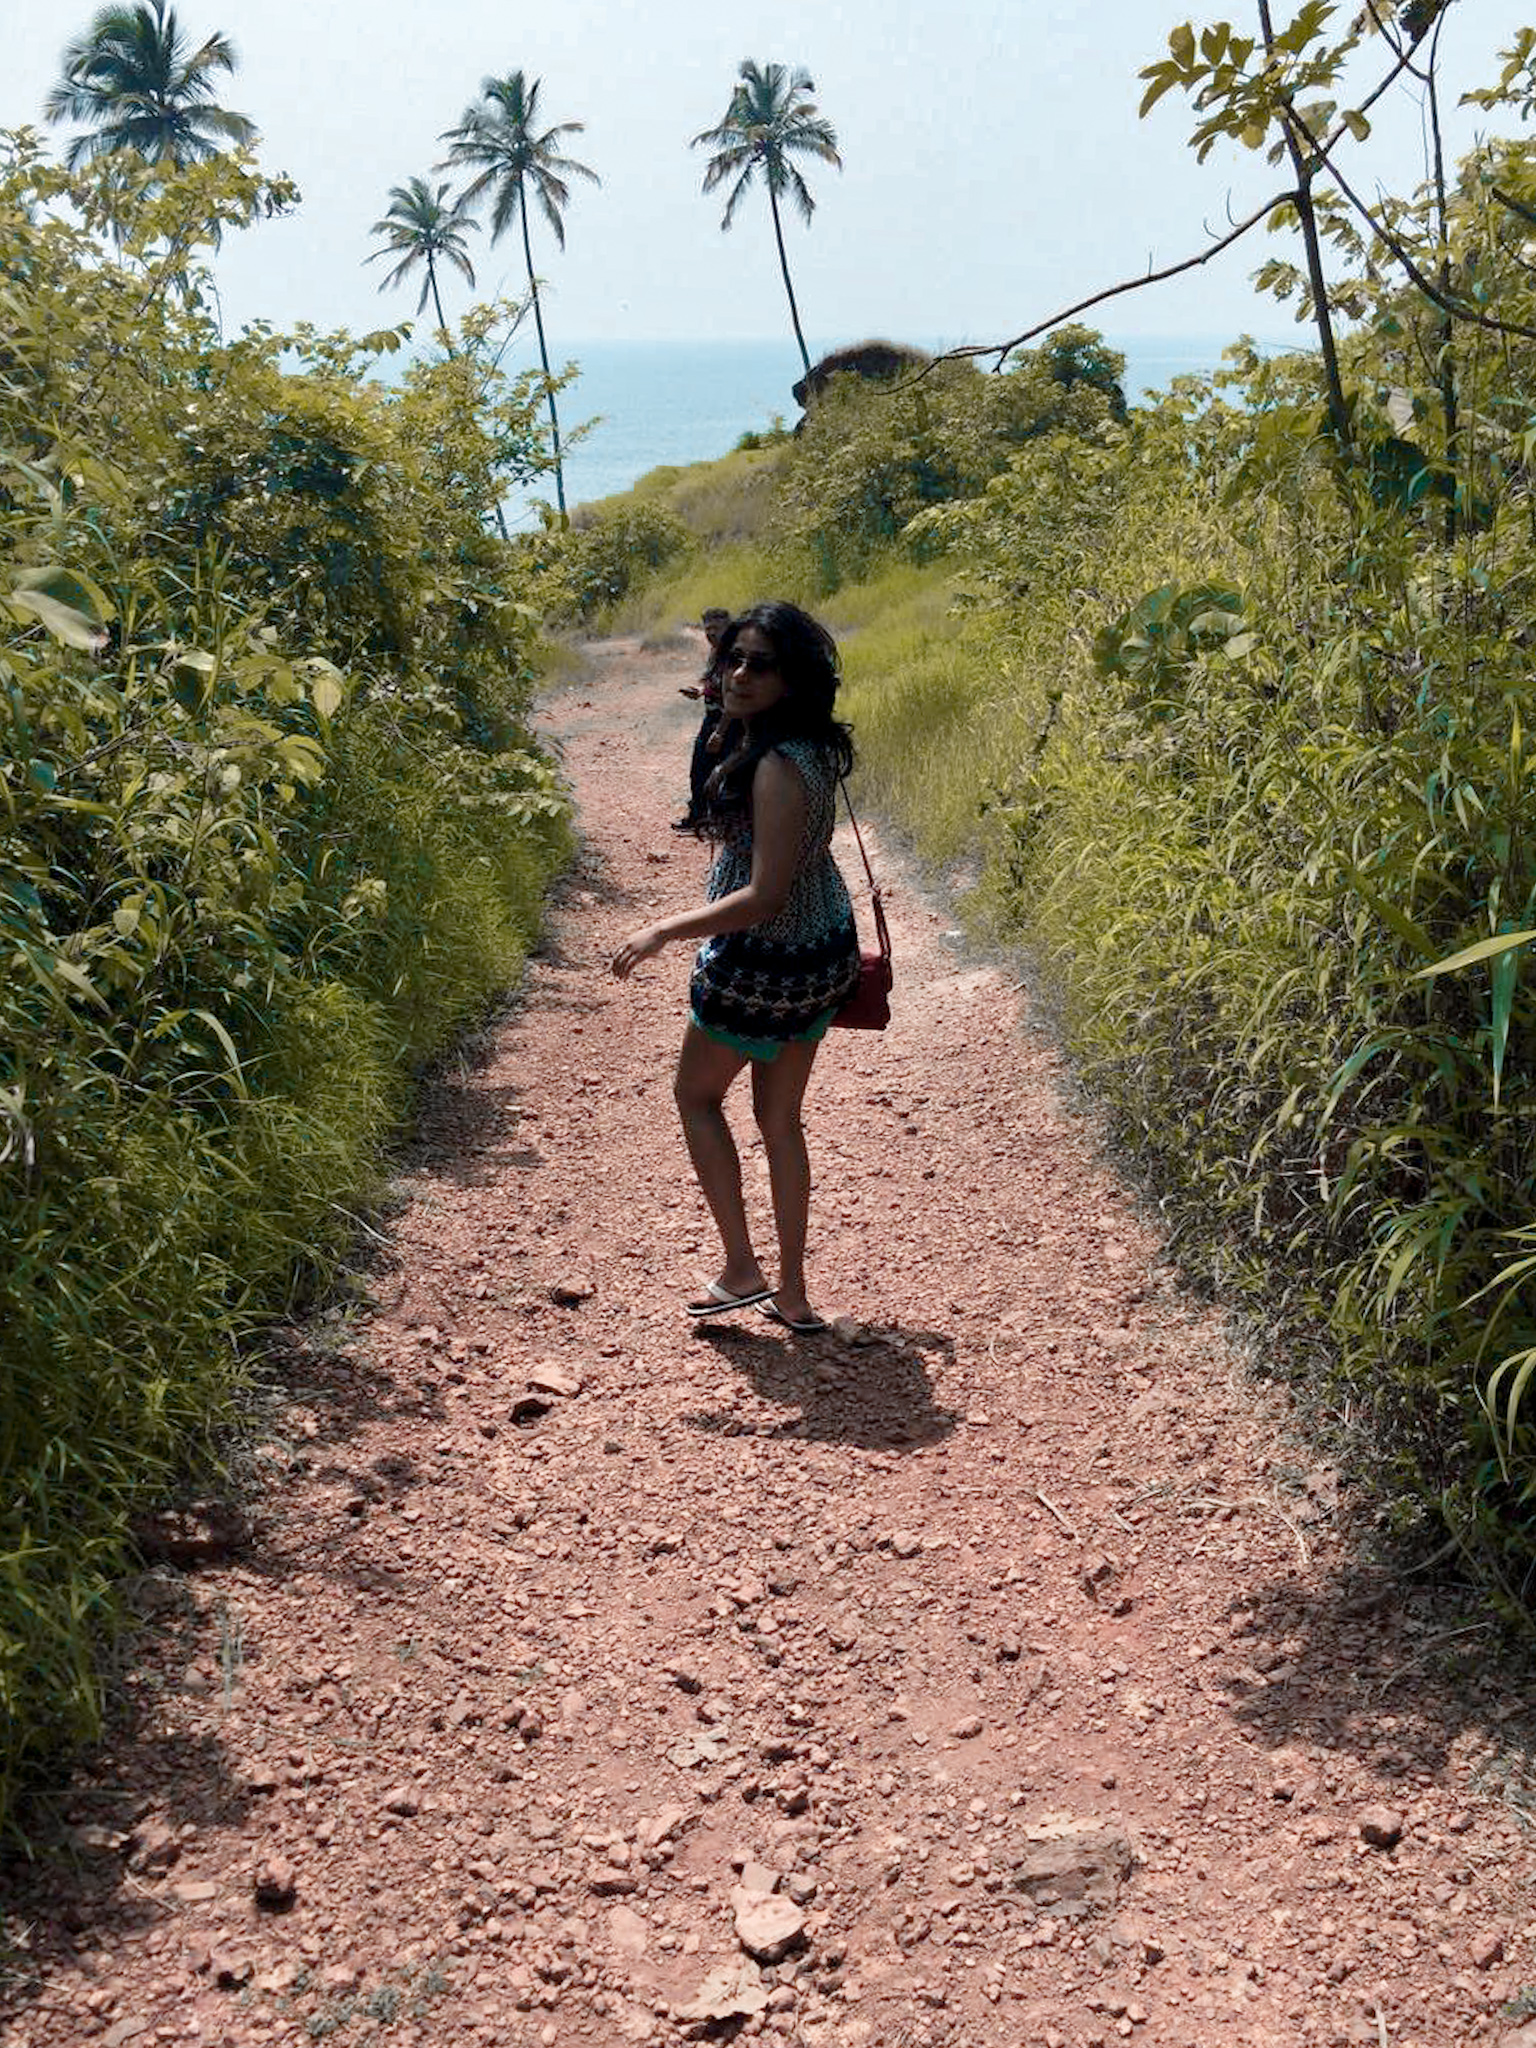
{"left": 933, "top": 6, "right": 1536, "bottom": 425}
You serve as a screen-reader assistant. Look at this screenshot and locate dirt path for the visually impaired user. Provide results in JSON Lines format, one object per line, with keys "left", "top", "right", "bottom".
{"left": 5, "top": 633, "right": 1534, "bottom": 2048}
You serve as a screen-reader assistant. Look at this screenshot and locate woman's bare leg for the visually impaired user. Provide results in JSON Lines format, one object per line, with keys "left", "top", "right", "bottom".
{"left": 673, "top": 1024, "right": 763, "bottom": 1295}
{"left": 751, "top": 1037, "right": 822, "bottom": 1324}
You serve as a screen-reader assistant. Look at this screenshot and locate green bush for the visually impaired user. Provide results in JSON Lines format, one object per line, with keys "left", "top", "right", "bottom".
{"left": 781, "top": 327, "right": 1127, "bottom": 588}
{"left": 530, "top": 499, "right": 693, "bottom": 623}
{"left": 0, "top": 137, "right": 570, "bottom": 1828}
{"left": 550, "top": 328, "right": 1126, "bottom": 630}
{"left": 935, "top": 336, "right": 1536, "bottom": 1580}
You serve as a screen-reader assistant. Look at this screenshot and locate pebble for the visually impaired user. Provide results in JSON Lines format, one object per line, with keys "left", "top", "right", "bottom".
{"left": 253, "top": 1854, "right": 297, "bottom": 1911}
{"left": 607, "top": 1904, "right": 649, "bottom": 1958}
{"left": 676, "top": 1961, "right": 770, "bottom": 2022}
{"left": 527, "top": 1363, "right": 584, "bottom": 1397}
{"left": 1356, "top": 1805, "right": 1405, "bottom": 1850}
{"left": 208, "top": 1947, "right": 252, "bottom": 1989}
{"left": 733, "top": 1890, "right": 808, "bottom": 1963}
{"left": 130, "top": 1820, "right": 180, "bottom": 1874}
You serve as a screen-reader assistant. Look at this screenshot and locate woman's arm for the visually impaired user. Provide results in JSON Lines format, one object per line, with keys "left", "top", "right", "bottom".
{"left": 612, "top": 753, "right": 807, "bottom": 978}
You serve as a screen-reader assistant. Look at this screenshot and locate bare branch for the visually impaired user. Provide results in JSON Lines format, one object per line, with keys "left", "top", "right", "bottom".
{"left": 1348, "top": 6, "right": 1434, "bottom": 120}
{"left": 923, "top": 15, "right": 1532, "bottom": 383}
{"left": 930, "top": 190, "right": 1296, "bottom": 374}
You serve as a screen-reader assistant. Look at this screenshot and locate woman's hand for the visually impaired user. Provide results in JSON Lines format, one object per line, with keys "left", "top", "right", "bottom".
{"left": 611, "top": 925, "right": 668, "bottom": 978}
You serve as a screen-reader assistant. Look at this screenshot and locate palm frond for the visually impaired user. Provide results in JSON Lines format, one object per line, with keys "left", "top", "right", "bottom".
{"left": 442, "top": 242, "right": 477, "bottom": 288}
{"left": 488, "top": 174, "right": 525, "bottom": 245}
{"left": 717, "top": 162, "right": 757, "bottom": 233}
{"left": 697, "top": 140, "right": 752, "bottom": 187}
{"left": 189, "top": 105, "right": 256, "bottom": 147}
{"left": 44, "top": 0, "right": 253, "bottom": 170}
{"left": 534, "top": 174, "right": 570, "bottom": 249}
{"left": 436, "top": 71, "right": 595, "bottom": 256}
{"left": 180, "top": 29, "right": 241, "bottom": 87}
{"left": 781, "top": 161, "right": 816, "bottom": 227}
{"left": 538, "top": 146, "right": 600, "bottom": 187}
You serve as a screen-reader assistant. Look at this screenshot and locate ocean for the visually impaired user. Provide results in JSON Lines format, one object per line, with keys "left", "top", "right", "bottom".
{"left": 499, "top": 332, "right": 1277, "bottom": 526}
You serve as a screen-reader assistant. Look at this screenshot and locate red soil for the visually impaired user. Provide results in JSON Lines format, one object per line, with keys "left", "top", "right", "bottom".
{"left": 3, "top": 631, "right": 1533, "bottom": 2048}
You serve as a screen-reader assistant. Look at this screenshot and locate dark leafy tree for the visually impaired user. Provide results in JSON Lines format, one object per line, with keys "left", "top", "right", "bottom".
{"left": 692, "top": 60, "right": 841, "bottom": 379}
{"left": 439, "top": 71, "right": 598, "bottom": 521}
{"left": 44, "top": 0, "right": 256, "bottom": 171}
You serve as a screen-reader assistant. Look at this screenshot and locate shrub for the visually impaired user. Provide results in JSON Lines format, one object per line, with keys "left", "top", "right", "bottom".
{"left": 781, "top": 326, "right": 1127, "bottom": 589}
{"left": 530, "top": 499, "right": 693, "bottom": 623}
{"left": 940, "top": 346, "right": 1536, "bottom": 1576}
{"left": 0, "top": 137, "right": 570, "bottom": 1828}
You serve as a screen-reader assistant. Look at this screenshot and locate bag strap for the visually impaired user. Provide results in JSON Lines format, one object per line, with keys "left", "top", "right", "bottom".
{"left": 839, "top": 777, "right": 892, "bottom": 964}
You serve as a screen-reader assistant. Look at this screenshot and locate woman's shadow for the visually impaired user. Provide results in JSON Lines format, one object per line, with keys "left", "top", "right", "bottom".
{"left": 682, "top": 1318, "right": 959, "bottom": 1451}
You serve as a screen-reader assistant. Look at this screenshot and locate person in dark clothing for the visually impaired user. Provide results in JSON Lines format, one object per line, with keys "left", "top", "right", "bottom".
{"left": 614, "top": 602, "right": 861, "bottom": 1332}
{"left": 674, "top": 607, "right": 732, "bottom": 831}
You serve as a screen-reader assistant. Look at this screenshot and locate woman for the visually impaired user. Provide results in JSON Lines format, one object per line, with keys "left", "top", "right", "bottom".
{"left": 612, "top": 601, "right": 861, "bottom": 1334}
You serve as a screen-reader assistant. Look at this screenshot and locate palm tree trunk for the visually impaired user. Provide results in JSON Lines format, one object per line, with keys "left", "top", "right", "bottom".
{"left": 429, "top": 253, "right": 511, "bottom": 540}
{"left": 767, "top": 182, "right": 812, "bottom": 380}
{"left": 520, "top": 195, "right": 568, "bottom": 523}
{"left": 427, "top": 258, "right": 451, "bottom": 352}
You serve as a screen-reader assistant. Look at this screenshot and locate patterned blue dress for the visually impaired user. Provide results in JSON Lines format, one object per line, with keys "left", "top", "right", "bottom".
{"left": 689, "top": 739, "right": 861, "bottom": 1060}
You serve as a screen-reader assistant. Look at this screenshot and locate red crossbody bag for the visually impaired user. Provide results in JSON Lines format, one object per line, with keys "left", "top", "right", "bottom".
{"left": 833, "top": 780, "right": 893, "bottom": 1031}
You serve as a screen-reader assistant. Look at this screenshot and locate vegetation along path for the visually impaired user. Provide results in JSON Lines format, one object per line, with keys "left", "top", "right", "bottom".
{"left": 7, "top": 631, "right": 1535, "bottom": 2048}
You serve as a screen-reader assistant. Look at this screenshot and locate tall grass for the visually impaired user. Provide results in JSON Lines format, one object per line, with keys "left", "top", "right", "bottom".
{"left": 0, "top": 139, "right": 572, "bottom": 1831}
{"left": 572, "top": 319, "right": 1536, "bottom": 1592}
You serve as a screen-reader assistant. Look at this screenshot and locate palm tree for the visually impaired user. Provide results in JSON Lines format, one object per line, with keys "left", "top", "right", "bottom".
{"left": 366, "top": 178, "right": 479, "bottom": 344}
{"left": 438, "top": 71, "right": 598, "bottom": 521}
{"left": 692, "top": 61, "right": 841, "bottom": 380}
{"left": 44, "top": 0, "right": 256, "bottom": 171}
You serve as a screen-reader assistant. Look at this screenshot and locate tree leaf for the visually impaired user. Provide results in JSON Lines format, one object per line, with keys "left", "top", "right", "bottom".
{"left": 11, "top": 564, "right": 115, "bottom": 623}
{"left": 1413, "top": 929, "right": 1536, "bottom": 977}
{"left": 190, "top": 1008, "right": 251, "bottom": 1099}
{"left": 308, "top": 665, "right": 344, "bottom": 721}
{"left": 5, "top": 590, "right": 109, "bottom": 652}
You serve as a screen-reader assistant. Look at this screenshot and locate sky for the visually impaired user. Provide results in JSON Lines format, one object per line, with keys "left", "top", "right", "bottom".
{"left": 5, "top": 0, "right": 1535, "bottom": 358}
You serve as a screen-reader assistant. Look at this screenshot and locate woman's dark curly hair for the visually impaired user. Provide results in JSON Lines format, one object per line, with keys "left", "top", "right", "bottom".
{"left": 702, "top": 601, "right": 855, "bottom": 823}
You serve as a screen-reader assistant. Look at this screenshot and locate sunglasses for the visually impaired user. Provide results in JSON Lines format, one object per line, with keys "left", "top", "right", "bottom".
{"left": 724, "top": 648, "right": 777, "bottom": 675}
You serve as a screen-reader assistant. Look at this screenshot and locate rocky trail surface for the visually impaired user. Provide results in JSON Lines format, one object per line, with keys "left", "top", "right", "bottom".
{"left": 5, "top": 633, "right": 1534, "bottom": 2048}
